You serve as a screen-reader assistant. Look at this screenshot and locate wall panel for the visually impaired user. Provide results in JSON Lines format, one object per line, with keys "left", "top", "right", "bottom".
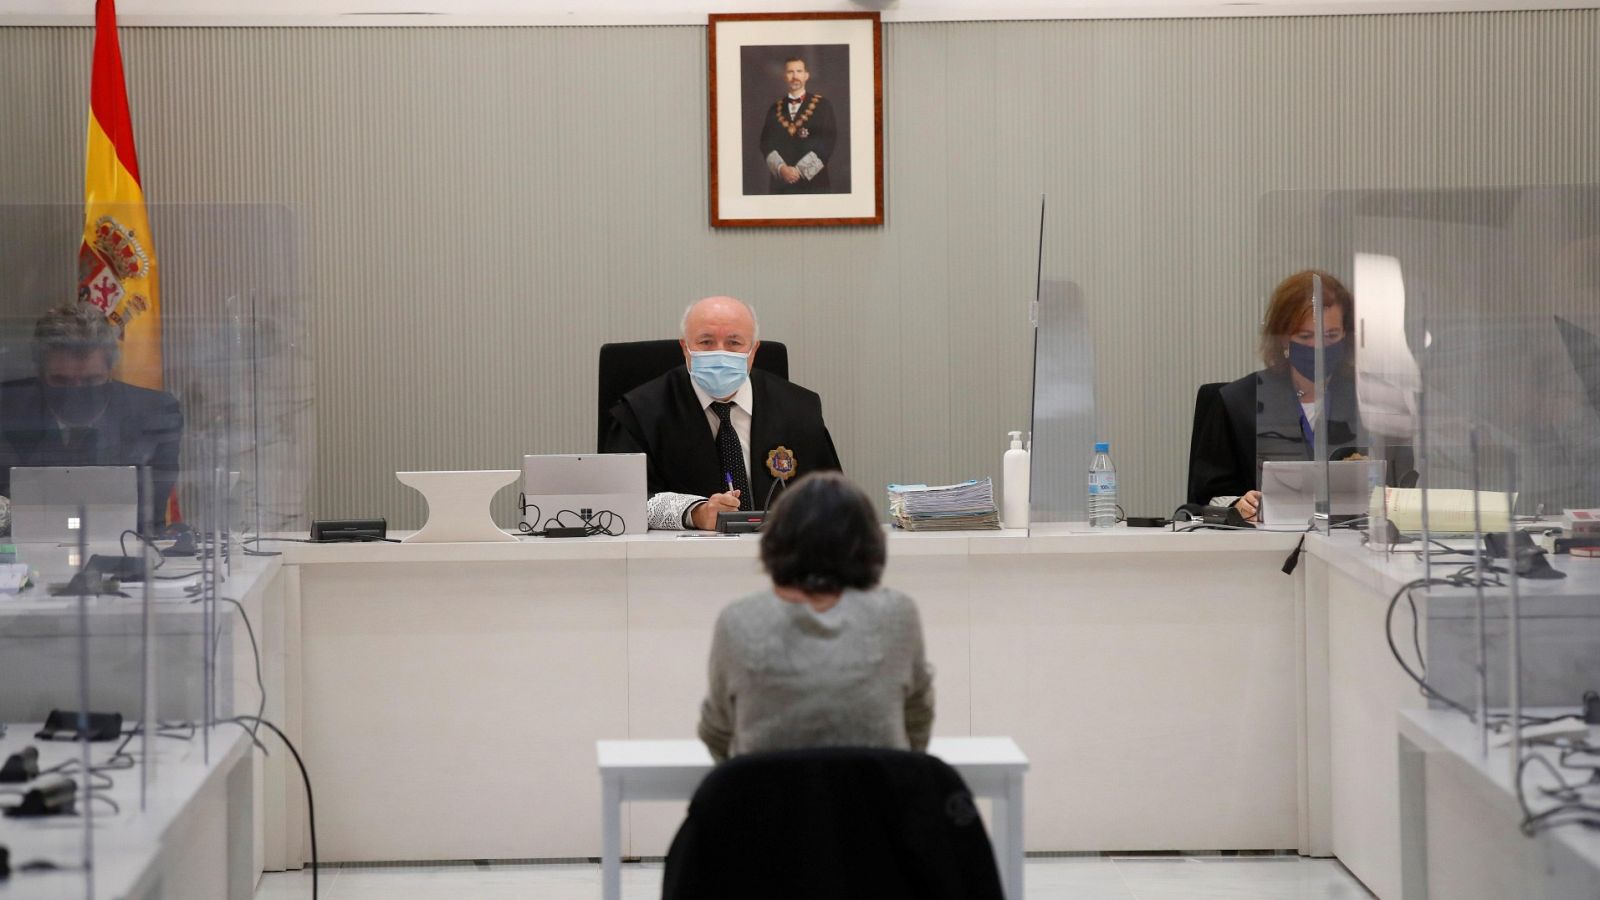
{"left": 0, "top": 12, "right": 1596, "bottom": 525}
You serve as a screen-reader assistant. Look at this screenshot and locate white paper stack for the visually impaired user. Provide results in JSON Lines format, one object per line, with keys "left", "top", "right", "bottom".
{"left": 887, "top": 479, "right": 1002, "bottom": 531}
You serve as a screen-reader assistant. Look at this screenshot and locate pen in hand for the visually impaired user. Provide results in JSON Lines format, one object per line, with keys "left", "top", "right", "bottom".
{"left": 724, "top": 472, "right": 735, "bottom": 495}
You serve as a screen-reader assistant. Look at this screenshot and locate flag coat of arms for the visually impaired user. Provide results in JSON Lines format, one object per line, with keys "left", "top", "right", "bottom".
{"left": 78, "top": 0, "right": 162, "bottom": 391}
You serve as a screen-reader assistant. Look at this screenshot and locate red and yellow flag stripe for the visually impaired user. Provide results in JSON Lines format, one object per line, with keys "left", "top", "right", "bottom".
{"left": 79, "top": 0, "right": 161, "bottom": 391}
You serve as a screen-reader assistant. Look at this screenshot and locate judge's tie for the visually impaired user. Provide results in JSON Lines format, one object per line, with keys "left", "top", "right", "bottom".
{"left": 711, "top": 401, "right": 752, "bottom": 511}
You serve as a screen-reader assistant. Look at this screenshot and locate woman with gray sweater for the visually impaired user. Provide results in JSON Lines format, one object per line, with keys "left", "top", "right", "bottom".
{"left": 697, "top": 472, "right": 935, "bottom": 762}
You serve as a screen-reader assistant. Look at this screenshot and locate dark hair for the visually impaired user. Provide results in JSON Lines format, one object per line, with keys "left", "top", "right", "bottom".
{"left": 759, "top": 472, "right": 885, "bottom": 594}
{"left": 783, "top": 56, "right": 808, "bottom": 71}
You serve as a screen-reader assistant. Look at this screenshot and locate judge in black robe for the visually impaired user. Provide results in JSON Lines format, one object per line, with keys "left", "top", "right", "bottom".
{"left": 1188, "top": 269, "right": 1380, "bottom": 520}
{"left": 603, "top": 367, "right": 842, "bottom": 527}
{"left": 1188, "top": 367, "right": 1364, "bottom": 508}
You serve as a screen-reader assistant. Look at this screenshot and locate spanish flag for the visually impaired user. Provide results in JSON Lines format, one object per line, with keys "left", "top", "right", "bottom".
{"left": 77, "top": 0, "right": 161, "bottom": 392}
{"left": 79, "top": 0, "right": 178, "bottom": 524}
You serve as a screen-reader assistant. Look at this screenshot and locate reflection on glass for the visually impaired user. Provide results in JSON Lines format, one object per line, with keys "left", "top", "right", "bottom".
{"left": 1, "top": 306, "right": 182, "bottom": 534}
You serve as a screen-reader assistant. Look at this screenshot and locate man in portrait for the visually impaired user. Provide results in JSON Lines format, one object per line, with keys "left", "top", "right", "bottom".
{"left": 757, "top": 56, "right": 839, "bottom": 195}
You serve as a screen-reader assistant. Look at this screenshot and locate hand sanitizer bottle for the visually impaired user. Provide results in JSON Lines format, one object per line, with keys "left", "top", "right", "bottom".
{"left": 1003, "top": 430, "right": 1030, "bottom": 529}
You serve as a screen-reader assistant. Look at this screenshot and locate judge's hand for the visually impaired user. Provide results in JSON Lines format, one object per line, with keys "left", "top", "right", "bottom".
{"left": 780, "top": 165, "right": 801, "bottom": 184}
{"left": 1235, "top": 490, "right": 1262, "bottom": 522}
{"left": 691, "top": 491, "right": 742, "bottom": 531}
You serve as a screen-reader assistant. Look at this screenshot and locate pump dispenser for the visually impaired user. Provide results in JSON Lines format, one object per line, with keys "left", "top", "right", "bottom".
{"left": 1003, "top": 430, "right": 1030, "bottom": 529}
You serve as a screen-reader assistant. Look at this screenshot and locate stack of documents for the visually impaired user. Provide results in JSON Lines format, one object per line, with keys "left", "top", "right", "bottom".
{"left": 1375, "top": 487, "right": 1514, "bottom": 535}
{"left": 887, "top": 479, "right": 1001, "bottom": 531}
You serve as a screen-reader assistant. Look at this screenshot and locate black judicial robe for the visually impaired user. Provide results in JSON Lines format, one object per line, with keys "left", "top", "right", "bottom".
{"left": 0, "top": 378, "right": 184, "bottom": 528}
{"left": 758, "top": 94, "right": 839, "bottom": 195}
{"left": 602, "top": 367, "right": 842, "bottom": 510}
{"left": 1188, "top": 367, "right": 1363, "bottom": 506}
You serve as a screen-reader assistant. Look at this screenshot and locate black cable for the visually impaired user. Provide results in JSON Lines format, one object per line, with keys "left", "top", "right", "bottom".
{"left": 1517, "top": 752, "right": 1600, "bottom": 836}
{"left": 1385, "top": 576, "right": 1481, "bottom": 718}
{"left": 84, "top": 792, "right": 120, "bottom": 815}
{"left": 516, "top": 495, "right": 543, "bottom": 534}
{"left": 226, "top": 715, "right": 317, "bottom": 900}
{"left": 121, "top": 529, "right": 166, "bottom": 572}
{"left": 196, "top": 595, "right": 268, "bottom": 741}
{"left": 540, "top": 508, "right": 626, "bottom": 537}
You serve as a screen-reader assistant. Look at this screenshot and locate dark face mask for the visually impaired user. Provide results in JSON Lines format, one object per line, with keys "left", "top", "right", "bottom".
{"left": 42, "top": 383, "right": 111, "bottom": 426}
{"left": 1287, "top": 338, "right": 1347, "bottom": 381}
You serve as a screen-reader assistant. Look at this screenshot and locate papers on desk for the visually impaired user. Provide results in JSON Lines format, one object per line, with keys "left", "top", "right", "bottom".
{"left": 887, "top": 479, "right": 1001, "bottom": 531}
{"left": 1377, "top": 487, "right": 1514, "bottom": 535}
{"left": 0, "top": 563, "right": 28, "bottom": 594}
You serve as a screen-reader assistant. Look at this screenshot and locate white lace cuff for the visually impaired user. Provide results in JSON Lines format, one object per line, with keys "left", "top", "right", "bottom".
{"left": 647, "top": 492, "right": 706, "bottom": 530}
{"left": 796, "top": 151, "right": 823, "bottom": 180}
{"left": 766, "top": 151, "right": 785, "bottom": 177}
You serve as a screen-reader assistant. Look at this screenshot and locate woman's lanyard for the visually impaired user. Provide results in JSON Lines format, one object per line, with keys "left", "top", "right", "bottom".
{"left": 1298, "top": 405, "right": 1315, "bottom": 457}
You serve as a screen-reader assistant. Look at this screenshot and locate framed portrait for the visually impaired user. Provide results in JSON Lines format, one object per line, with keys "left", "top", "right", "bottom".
{"left": 708, "top": 12, "right": 884, "bottom": 228}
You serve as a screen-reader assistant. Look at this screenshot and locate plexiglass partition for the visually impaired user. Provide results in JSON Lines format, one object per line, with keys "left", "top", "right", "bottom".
{"left": 1331, "top": 187, "right": 1600, "bottom": 847}
{"left": 1027, "top": 278, "right": 1097, "bottom": 528}
{"left": 0, "top": 203, "right": 304, "bottom": 896}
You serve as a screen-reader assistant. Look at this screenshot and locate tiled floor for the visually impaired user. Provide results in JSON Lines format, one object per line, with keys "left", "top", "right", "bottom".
{"left": 255, "top": 855, "right": 1376, "bottom": 900}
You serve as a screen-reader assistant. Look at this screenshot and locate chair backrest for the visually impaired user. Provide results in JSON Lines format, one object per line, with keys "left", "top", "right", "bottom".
{"left": 661, "top": 747, "right": 1004, "bottom": 900}
{"left": 596, "top": 339, "right": 789, "bottom": 451}
{"left": 1186, "top": 382, "right": 1229, "bottom": 505}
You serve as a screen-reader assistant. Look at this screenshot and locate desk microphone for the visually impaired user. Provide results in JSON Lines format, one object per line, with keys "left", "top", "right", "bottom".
{"left": 0, "top": 748, "right": 37, "bottom": 783}
{"left": 762, "top": 476, "right": 788, "bottom": 512}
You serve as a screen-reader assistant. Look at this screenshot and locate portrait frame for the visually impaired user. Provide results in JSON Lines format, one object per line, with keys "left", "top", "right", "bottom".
{"left": 708, "top": 12, "right": 884, "bottom": 228}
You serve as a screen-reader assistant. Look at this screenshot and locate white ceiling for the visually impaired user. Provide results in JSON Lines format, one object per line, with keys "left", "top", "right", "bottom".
{"left": 3, "top": 0, "right": 1597, "bottom": 25}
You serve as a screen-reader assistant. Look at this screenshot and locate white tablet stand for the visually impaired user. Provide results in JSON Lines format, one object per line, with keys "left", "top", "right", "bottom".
{"left": 395, "top": 470, "right": 520, "bottom": 543}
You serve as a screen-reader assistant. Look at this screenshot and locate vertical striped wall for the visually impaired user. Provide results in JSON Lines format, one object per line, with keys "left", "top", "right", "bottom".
{"left": 1, "top": 12, "right": 1596, "bottom": 525}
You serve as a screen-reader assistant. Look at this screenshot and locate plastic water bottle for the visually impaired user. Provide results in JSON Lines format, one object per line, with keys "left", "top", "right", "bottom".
{"left": 1088, "top": 441, "right": 1118, "bottom": 529}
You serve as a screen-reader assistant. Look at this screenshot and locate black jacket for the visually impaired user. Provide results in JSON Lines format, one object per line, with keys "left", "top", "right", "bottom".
{"left": 0, "top": 378, "right": 184, "bottom": 529}
{"left": 1188, "top": 367, "right": 1362, "bottom": 505}
{"left": 602, "top": 367, "right": 841, "bottom": 509}
{"left": 661, "top": 747, "right": 1005, "bottom": 900}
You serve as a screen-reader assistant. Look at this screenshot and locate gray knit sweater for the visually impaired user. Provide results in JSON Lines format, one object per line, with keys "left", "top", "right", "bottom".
{"left": 697, "top": 586, "right": 936, "bottom": 763}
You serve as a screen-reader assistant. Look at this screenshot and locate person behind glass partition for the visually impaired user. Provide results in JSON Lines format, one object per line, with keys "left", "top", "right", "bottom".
{"left": 1190, "top": 270, "right": 1362, "bottom": 522}
{"left": 697, "top": 472, "right": 934, "bottom": 763}
{"left": 0, "top": 305, "right": 183, "bottom": 532}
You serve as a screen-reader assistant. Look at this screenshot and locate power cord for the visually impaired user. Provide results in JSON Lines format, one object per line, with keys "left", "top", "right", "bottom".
{"left": 515, "top": 495, "right": 542, "bottom": 535}
{"left": 1517, "top": 751, "right": 1600, "bottom": 835}
{"left": 187, "top": 594, "right": 267, "bottom": 742}
{"left": 224, "top": 715, "right": 317, "bottom": 900}
{"left": 1383, "top": 569, "right": 1562, "bottom": 729}
{"left": 543, "top": 509, "right": 625, "bottom": 537}
{"left": 517, "top": 500, "right": 625, "bottom": 537}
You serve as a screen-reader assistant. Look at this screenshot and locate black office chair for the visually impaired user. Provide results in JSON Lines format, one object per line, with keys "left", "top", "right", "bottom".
{"left": 1186, "top": 381, "right": 1229, "bottom": 506}
{"left": 661, "top": 746, "right": 1005, "bottom": 900}
{"left": 595, "top": 339, "right": 788, "bottom": 451}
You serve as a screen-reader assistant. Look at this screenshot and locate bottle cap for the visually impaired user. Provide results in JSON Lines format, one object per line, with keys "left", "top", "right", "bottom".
{"left": 1094, "top": 441, "right": 1110, "bottom": 453}
{"left": 1008, "top": 430, "right": 1023, "bottom": 448}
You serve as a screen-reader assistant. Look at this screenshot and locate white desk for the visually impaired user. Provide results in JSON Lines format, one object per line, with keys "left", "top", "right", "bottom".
{"left": 279, "top": 527, "right": 1306, "bottom": 862}
{"left": 0, "top": 549, "right": 285, "bottom": 894}
{"left": 595, "top": 737, "right": 1029, "bottom": 900}
{"left": 1396, "top": 709, "right": 1600, "bottom": 899}
{"left": 0, "top": 724, "right": 253, "bottom": 899}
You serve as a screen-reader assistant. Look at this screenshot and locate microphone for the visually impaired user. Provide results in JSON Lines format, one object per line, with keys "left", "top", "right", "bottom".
{"left": 763, "top": 476, "right": 787, "bottom": 512}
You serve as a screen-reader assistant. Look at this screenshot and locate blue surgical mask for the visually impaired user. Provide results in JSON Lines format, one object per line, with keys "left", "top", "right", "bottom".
{"left": 1287, "top": 339, "right": 1346, "bottom": 381}
{"left": 688, "top": 350, "right": 750, "bottom": 399}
